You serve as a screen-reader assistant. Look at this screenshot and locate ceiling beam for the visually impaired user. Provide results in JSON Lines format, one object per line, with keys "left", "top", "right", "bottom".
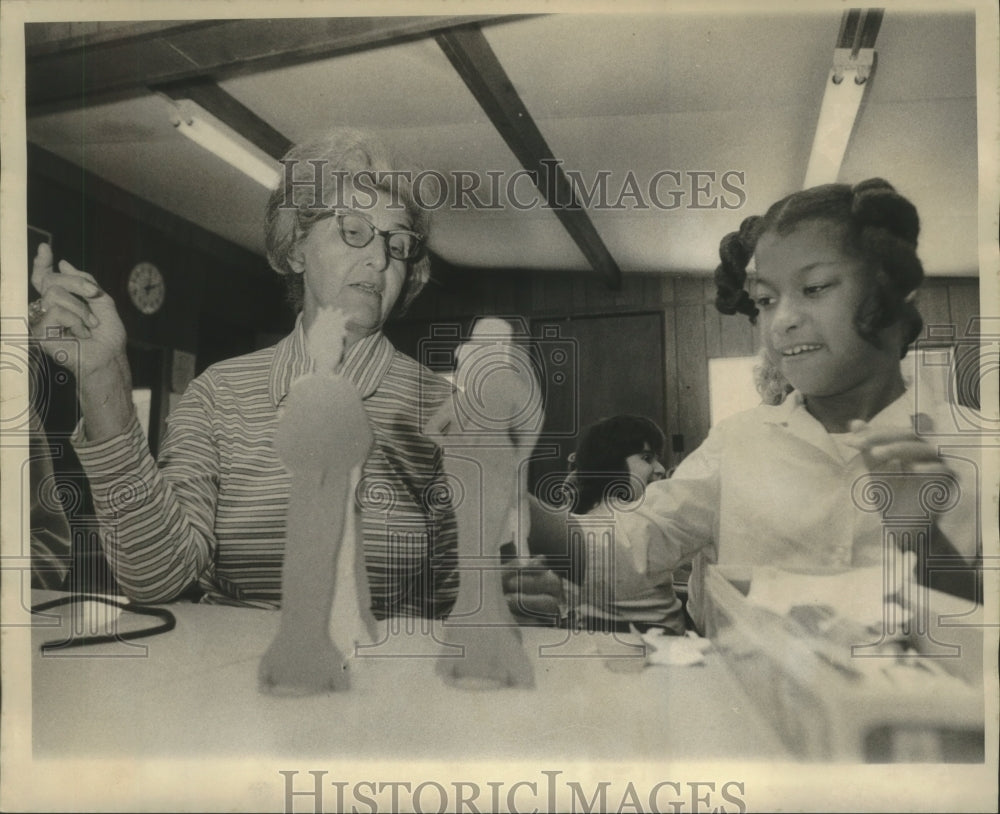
{"left": 436, "top": 25, "right": 622, "bottom": 289}
{"left": 26, "top": 16, "right": 525, "bottom": 114}
{"left": 835, "top": 8, "right": 883, "bottom": 52}
{"left": 25, "top": 21, "right": 224, "bottom": 57}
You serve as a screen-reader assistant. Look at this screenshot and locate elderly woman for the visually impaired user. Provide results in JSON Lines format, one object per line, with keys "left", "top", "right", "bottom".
{"left": 28, "top": 129, "right": 458, "bottom": 618}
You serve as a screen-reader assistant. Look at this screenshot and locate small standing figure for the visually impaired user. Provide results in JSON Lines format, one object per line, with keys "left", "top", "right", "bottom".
{"left": 425, "top": 318, "right": 542, "bottom": 689}
{"left": 259, "top": 309, "right": 378, "bottom": 695}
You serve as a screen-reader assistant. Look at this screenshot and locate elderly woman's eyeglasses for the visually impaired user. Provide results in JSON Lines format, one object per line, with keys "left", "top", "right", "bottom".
{"left": 332, "top": 210, "right": 425, "bottom": 262}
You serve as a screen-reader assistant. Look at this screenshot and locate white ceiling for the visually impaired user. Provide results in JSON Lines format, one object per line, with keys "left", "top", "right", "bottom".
{"left": 25, "top": 10, "right": 981, "bottom": 277}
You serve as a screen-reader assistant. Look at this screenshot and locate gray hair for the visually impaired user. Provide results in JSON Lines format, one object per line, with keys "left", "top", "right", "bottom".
{"left": 264, "top": 128, "right": 432, "bottom": 315}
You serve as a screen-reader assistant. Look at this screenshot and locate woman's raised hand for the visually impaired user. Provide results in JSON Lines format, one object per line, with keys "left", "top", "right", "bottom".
{"left": 30, "top": 243, "right": 128, "bottom": 379}
{"left": 30, "top": 243, "right": 134, "bottom": 441}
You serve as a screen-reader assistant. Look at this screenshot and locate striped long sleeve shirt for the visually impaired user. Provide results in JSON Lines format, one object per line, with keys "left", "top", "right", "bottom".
{"left": 73, "top": 320, "right": 459, "bottom": 617}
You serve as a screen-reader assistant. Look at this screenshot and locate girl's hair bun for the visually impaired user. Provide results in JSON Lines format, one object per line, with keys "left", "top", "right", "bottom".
{"left": 717, "top": 227, "right": 750, "bottom": 272}
{"left": 714, "top": 217, "right": 760, "bottom": 319}
{"left": 851, "top": 178, "right": 920, "bottom": 247}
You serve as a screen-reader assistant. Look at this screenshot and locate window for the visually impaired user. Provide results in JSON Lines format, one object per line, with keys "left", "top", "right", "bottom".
{"left": 708, "top": 356, "right": 761, "bottom": 427}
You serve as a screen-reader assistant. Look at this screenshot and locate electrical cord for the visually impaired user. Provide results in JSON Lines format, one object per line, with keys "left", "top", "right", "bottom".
{"left": 30, "top": 594, "right": 176, "bottom": 652}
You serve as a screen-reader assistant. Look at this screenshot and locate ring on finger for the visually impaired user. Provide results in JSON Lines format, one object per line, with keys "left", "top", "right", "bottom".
{"left": 28, "top": 299, "right": 47, "bottom": 326}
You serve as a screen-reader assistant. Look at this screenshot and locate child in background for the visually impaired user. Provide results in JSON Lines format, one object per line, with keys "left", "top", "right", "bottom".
{"left": 530, "top": 415, "right": 685, "bottom": 634}
{"left": 565, "top": 414, "right": 668, "bottom": 515}
{"left": 615, "top": 178, "right": 981, "bottom": 632}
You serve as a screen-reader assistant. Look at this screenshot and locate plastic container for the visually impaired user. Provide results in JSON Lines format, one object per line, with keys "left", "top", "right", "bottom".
{"left": 702, "top": 564, "right": 984, "bottom": 762}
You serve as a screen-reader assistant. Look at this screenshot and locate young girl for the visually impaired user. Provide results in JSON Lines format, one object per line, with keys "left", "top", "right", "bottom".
{"left": 614, "top": 178, "right": 980, "bottom": 632}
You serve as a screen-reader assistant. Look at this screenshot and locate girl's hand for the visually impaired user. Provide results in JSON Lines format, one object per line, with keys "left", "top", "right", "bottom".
{"left": 29, "top": 243, "right": 128, "bottom": 379}
{"left": 847, "top": 420, "right": 979, "bottom": 600}
{"left": 844, "top": 418, "right": 949, "bottom": 474}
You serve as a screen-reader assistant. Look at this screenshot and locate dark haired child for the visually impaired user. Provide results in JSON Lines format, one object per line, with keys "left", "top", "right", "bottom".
{"left": 567, "top": 415, "right": 668, "bottom": 515}
{"left": 550, "top": 415, "right": 686, "bottom": 633}
{"left": 614, "top": 179, "right": 981, "bottom": 632}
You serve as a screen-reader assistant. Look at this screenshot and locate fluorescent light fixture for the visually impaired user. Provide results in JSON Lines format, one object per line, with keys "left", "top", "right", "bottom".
{"left": 166, "top": 98, "right": 281, "bottom": 189}
{"left": 802, "top": 47, "right": 874, "bottom": 188}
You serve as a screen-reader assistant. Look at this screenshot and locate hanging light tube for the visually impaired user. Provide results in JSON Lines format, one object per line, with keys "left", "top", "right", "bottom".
{"left": 803, "top": 8, "right": 882, "bottom": 188}
{"left": 167, "top": 98, "right": 281, "bottom": 190}
{"left": 802, "top": 47, "right": 875, "bottom": 189}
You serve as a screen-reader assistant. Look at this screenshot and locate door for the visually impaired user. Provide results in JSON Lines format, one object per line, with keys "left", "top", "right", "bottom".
{"left": 529, "top": 312, "right": 666, "bottom": 496}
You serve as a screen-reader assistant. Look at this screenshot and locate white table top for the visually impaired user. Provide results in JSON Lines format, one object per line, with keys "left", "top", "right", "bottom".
{"left": 29, "top": 591, "right": 787, "bottom": 761}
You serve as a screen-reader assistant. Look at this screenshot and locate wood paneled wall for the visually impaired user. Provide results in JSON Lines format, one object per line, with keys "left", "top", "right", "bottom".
{"left": 394, "top": 266, "right": 980, "bottom": 469}
{"left": 26, "top": 144, "right": 290, "bottom": 363}
{"left": 23, "top": 144, "right": 981, "bottom": 470}
{"left": 23, "top": 146, "right": 980, "bottom": 589}
{"left": 25, "top": 145, "right": 291, "bottom": 592}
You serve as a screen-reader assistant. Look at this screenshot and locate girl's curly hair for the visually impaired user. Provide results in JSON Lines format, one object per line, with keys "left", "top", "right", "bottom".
{"left": 713, "top": 178, "right": 925, "bottom": 358}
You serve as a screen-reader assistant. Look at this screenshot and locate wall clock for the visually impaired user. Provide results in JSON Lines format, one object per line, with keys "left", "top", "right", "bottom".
{"left": 127, "top": 262, "right": 166, "bottom": 315}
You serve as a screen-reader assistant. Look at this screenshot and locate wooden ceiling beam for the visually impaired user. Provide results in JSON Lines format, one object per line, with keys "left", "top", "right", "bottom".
{"left": 436, "top": 25, "right": 622, "bottom": 289}
{"left": 835, "top": 8, "right": 883, "bottom": 53}
{"left": 26, "top": 16, "right": 523, "bottom": 114}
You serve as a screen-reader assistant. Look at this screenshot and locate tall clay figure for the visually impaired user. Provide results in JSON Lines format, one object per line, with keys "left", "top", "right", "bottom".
{"left": 425, "top": 318, "right": 543, "bottom": 689}
{"left": 259, "top": 309, "right": 377, "bottom": 695}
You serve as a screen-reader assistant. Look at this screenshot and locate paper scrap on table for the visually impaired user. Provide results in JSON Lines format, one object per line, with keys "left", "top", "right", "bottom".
{"left": 642, "top": 629, "right": 711, "bottom": 667}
